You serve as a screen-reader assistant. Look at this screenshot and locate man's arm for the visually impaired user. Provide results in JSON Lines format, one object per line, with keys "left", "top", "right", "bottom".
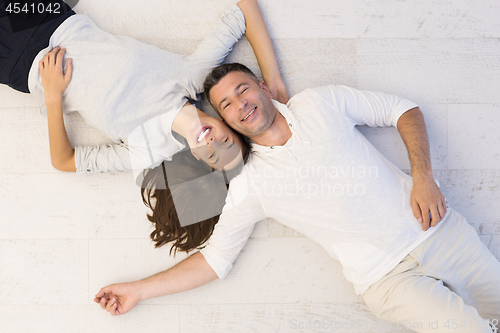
{"left": 184, "top": 0, "right": 288, "bottom": 104}
{"left": 396, "top": 107, "right": 447, "bottom": 230}
{"left": 96, "top": 172, "right": 262, "bottom": 316}
{"left": 39, "top": 46, "right": 76, "bottom": 172}
{"left": 94, "top": 251, "right": 217, "bottom": 316}
{"left": 237, "top": 0, "right": 289, "bottom": 104}
{"left": 315, "top": 86, "right": 447, "bottom": 230}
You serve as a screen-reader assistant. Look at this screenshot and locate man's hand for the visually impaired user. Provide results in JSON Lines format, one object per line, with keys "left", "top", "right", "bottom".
{"left": 39, "top": 46, "right": 73, "bottom": 103}
{"left": 410, "top": 174, "right": 447, "bottom": 231}
{"left": 396, "top": 107, "right": 447, "bottom": 230}
{"left": 93, "top": 252, "right": 217, "bottom": 316}
{"left": 94, "top": 282, "right": 142, "bottom": 316}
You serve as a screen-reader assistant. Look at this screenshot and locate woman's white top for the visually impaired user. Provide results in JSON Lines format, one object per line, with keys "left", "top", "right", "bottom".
{"left": 28, "top": 4, "right": 246, "bottom": 176}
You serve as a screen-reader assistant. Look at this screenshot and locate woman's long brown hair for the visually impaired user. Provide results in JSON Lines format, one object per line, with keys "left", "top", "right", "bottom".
{"left": 141, "top": 134, "right": 251, "bottom": 256}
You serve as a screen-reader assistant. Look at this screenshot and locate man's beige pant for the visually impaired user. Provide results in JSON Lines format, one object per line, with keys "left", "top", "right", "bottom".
{"left": 363, "top": 209, "right": 500, "bottom": 333}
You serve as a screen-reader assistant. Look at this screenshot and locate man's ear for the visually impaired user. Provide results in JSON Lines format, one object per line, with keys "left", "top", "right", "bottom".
{"left": 191, "top": 150, "right": 200, "bottom": 160}
{"left": 259, "top": 81, "right": 273, "bottom": 99}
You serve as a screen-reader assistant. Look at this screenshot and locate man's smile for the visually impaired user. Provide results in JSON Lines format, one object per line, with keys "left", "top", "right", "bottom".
{"left": 241, "top": 106, "right": 257, "bottom": 122}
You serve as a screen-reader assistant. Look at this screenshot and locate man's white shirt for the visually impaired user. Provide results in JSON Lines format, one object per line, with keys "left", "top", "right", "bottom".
{"left": 200, "top": 85, "right": 450, "bottom": 295}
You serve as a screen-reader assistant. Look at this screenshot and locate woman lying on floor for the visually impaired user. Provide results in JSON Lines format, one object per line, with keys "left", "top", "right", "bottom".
{"left": 1, "top": 0, "right": 287, "bottom": 254}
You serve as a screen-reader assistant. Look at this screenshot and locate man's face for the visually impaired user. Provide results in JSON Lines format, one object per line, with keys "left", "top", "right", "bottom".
{"left": 208, "top": 71, "right": 277, "bottom": 139}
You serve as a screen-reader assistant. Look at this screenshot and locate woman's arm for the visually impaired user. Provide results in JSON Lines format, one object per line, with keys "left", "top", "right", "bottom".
{"left": 39, "top": 46, "right": 76, "bottom": 172}
{"left": 237, "top": 0, "right": 289, "bottom": 104}
{"left": 183, "top": 5, "right": 247, "bottom": 100}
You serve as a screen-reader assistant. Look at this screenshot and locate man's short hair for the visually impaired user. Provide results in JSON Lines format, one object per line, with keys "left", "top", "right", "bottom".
{"left": 203, "top": 63, "right": 260, "bottom": 110}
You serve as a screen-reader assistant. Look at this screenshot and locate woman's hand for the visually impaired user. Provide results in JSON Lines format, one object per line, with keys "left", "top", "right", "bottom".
{"left": 39, "top": 46, "right": 76, "bottom": 172}
{"left": 39, "top": 46, "right": 73, "bottom": 104}
{"left": 267, "top": 78, "right": 289, "bottom": 104}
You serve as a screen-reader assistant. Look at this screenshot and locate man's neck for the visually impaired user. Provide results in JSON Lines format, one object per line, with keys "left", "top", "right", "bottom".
{"left": 251, "top": 113, "right": 292, "bottom": 147}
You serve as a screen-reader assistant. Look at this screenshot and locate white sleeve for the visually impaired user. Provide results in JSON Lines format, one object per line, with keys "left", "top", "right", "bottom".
{"left": 182, "top": 4, "right": 246, "bottom": 100}
{"left": 74, "top": 143, "right": 153, "bottom": 175}
{"left": 199, "top": 170, "right": 266, "bottom": 280}
{"left": 312, "top": 85, "right": 419, "bottom": 128}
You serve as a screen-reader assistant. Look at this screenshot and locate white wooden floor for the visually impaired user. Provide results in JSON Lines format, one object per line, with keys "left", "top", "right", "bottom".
{"left": 1, "top": 0, "right": 499, "bottom": 332}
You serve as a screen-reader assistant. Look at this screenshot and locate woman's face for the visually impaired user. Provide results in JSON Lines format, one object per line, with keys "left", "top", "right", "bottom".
{"left": 186, "top": 114, "right": 244, "bottom": 170}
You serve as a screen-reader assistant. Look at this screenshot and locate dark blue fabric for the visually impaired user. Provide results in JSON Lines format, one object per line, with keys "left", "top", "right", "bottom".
{"left": 0, "top": 1, "right": 75, "bottom": 93}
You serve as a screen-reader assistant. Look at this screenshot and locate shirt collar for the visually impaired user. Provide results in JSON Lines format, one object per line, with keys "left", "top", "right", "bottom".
{"left": 249, "top": 100, "right": 310, "bottom": 159}
{"left": 250, "top": 100, "right": 293, "bottom": 152}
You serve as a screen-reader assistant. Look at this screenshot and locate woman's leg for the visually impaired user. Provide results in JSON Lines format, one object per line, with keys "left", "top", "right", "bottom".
{"left": 0, "top": 0, "right": 74, "bottom": 93}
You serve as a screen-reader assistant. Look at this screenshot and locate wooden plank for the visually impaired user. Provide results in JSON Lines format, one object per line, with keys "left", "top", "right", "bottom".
{"left": 0, "top": 107, "right": 53, "bottom": 173}
{"left": 0, "top": 107, "right": 114, "bottom": 174}
{"left": 72, "top": 0, "right": 500, "bottom": 40}
{"left": 271, "top": 39, "right": 357, "bottom": 97}
{"left": 262, "top": 0, "right": 500, "bottom": 39}
{"left": 0, "top": 240, "right": 88, "bottom": 305}
{"left": 180, "top": 303, "right": 414, "bottom": 333}
{"left": 357, "top": 39, "right": 500, "bottom": 104}
{"left": 448, "top": 104, "right": 500, "bottom": 170}
{"left": 90, "top": 304, "right": 180, "bottom": 333}
{"left": 89, "top": 238, "right": 360, "bottom": 305}
{"left": 0, "top": 305, "right": 92, "bottom": 333}
{"left": 0, "top": 305, "right": 180, "bottom": 333}
{"left": 0, "top": 86, "right": 39, "bottom": 108}
{"left": 0, "top": 172, "right": 148, "bottom": 239}
{"left": 268, "top": 218, "right": 305, "bottom": 238}
{"left": 435, "top": 169, "right": 500, "bottom": 235}
{"left": 479, "top": 235, "right": 500, "bottom": 259}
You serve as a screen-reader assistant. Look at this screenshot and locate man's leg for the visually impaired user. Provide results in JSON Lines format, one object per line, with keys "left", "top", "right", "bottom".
{"left": 363, "top": 208, "right": 500, "bottom": 333}
{"left": 363, "top": 255, "right": 493, "bottom": 333}
{"left": 410, "top": 208, "right": 500, "bottom": 322}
